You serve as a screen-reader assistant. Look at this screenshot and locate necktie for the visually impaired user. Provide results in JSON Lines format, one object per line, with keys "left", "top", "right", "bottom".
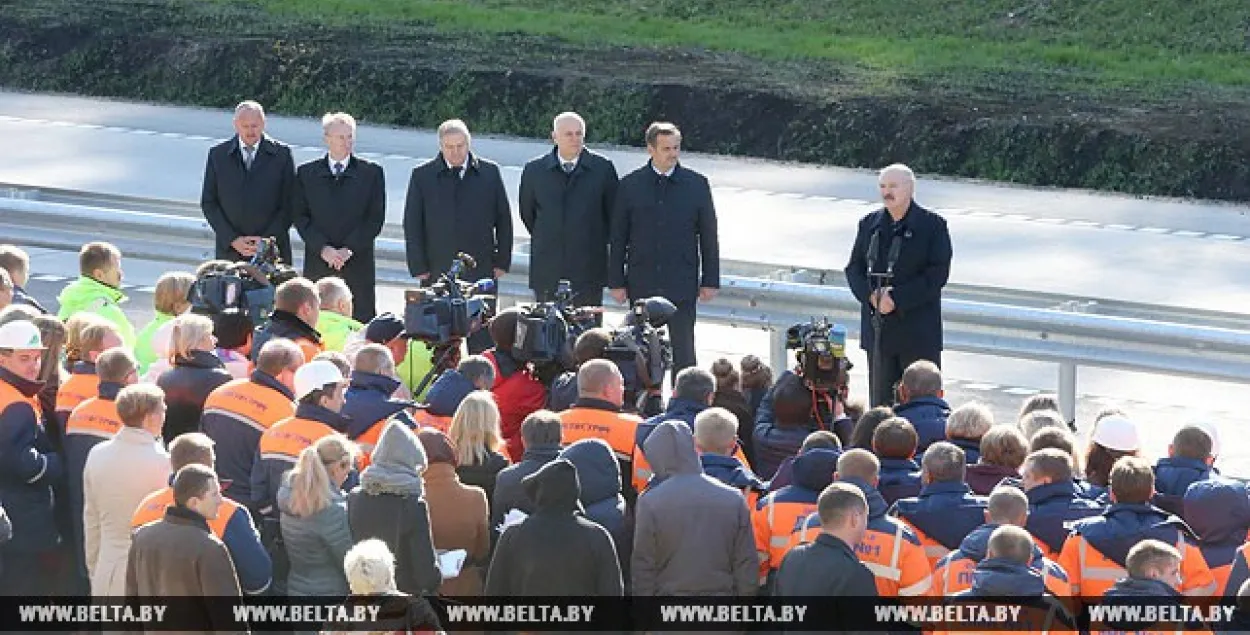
{"left": 451, "top": 165, "right": 464, "bottom": 179}
{"left": 243, "top": 145, "right": 255, "bottom": 170}
{"left": 562, "top": 161, "right": 575, "bottom": 174}
{"left": 334, "top": 162, "right": 344, "bottom": 177}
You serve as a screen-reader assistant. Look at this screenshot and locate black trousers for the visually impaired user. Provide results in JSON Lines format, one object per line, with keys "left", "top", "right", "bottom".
{"left": 666, "top": 298, "right": 698, "bottom": 384}
{"left": 868, "top": 345, "right": 943, "bottom": 407}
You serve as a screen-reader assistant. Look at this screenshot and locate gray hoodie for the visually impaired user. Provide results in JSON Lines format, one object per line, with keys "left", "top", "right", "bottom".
{"left": 631, "top": 420, "right": 758, "bottom": 596}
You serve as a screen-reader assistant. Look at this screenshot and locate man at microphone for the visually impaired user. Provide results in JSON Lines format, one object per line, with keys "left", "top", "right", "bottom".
{"left": 845, "top": 163, "right": 952, "bottom": 407}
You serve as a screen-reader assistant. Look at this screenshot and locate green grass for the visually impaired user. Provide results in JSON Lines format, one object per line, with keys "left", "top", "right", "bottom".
{"left": 246, "top": 0, "right": 1250, "bottom": 90}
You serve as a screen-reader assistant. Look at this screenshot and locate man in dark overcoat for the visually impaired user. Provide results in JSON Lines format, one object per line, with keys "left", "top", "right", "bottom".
{"left": 402, "top": 119, "right": 512, "bottom": 353}
{"left": 519, "top": 111, "right": 619, "bottom": 311}
{"left": 845, "top": 163, "right": 952, "bottom": 407}
{"left": 200, "top": 100, "right": 295, "bottom": 264}
{"left": 608, "top": 122, "right": 720, "bottom": 381}
{"left": 291, "top": 111, "right": 386, "bottom": 323}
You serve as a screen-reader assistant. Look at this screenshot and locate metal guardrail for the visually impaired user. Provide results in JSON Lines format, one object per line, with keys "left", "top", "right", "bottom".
{"left": 4, "top": 189, "right": 1250, "bottom": 424}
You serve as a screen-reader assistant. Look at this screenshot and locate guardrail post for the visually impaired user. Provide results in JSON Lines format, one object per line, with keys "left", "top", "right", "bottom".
{"left": 1058, "top": 362, "right": 1078, "bottom": 425}
{"left": 769, "top": 328, "right": 788, "bottom": 377}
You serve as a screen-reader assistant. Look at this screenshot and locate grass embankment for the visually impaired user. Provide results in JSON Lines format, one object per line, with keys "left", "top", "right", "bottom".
{"left": 254, "top": 0, "right": 1250, "bottom": 94}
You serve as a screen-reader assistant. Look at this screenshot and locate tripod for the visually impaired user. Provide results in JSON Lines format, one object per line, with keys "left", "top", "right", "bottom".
{"left": 413, "top": 339, "right": 463, "bottom": 399}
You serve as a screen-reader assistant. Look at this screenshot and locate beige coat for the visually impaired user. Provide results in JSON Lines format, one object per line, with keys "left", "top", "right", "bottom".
{"left": 83, "top": 426, "right": 170, "bottom": 597}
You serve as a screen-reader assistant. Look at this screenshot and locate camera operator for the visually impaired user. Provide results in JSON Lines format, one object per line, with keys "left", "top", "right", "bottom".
{"left": 209, "top": 309, "right": 254, "bottom": 379}
{"left": 251, "top": 277, "right": 324, "bottom": 364}
{"left": 546, "top": 327, "right": 613, "bottom": 412}
{"left": 753, "top": 372, "right": 852, "bottom": 479}
{"left": 557, "top": 359, "right": 642, "bottom": 503}
{"left": 416, "top": 355, "right": 495, "bottom": 432}
{"left": 483, "top": 308, "right": 547, "bottom": 462}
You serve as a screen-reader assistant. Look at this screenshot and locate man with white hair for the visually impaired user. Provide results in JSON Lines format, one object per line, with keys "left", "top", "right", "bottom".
{"left": 200, "top": 100, "right": 296, "bottom": 263}
{"left": 845, "top": 163, "right": 952, "bottom": 407}
{"left": 293, "top": 112, "right": 386, "bottom": 323}
{"left": 519, "top": 112, "right": 619, "bottom": 313}
{"left": 403, "top": 118, "right": 512, "bottom": 353}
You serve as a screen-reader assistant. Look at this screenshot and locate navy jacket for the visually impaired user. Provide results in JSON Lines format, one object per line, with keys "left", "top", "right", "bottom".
{"left": 1070, "top": 502, "right": 1193, "bottom": 567}
{"left": 403, "top": 152, "right": 512, "bottom": 281}
{"left": 894, "top": 395, "right": 950, "bottom": 454}
{"left": 950, "top": 558, "right": 1076, "bottom": 633}
{"left": 250, "top": 402, "right": 351, "bottom": 520}
{"left": 700, "top": 453, "right": 767, "bottom": 495}
{"left": 491, "top": 443, "right": 561, "bottom": 531}
{"left": 1101, "top": 578, "right": 1200, "bottom": 632}
{"left": 0, "top": 368, "right": 63, "bottom": 553}
{"left": 423, "top": 368, "right": 476, "bottom": 417}
{"left": 200, "top": 134, "right": 296, "bottom": 263}
{"left": 1186, "top": 480, "right": 1250, "bottom": 596}
{"left": 877, "top": 457, "right": 923, "bottom": 506}
{"left": 608, "top": 161, "right": 719, "bottom": 302}
{"left": 560, "top": 439, "right": 630, "bottom": 577}
{"left": 636, "top": 397, "right": 706, "bottom": 455}
{"left": 341, "top": 371, "right": 416, "bottom": 440}
{"left": 752, "top": 370, "right": 852, "bottom": 479}
{"left": 63, "top": 381, "right": 122, "bottom": 565}
{"left": 1153, "top": 456, "right": 1216, "bottom": 518}
{"left": 200, "top": 371, "right": 294, "bottom": 506}
{"left": 845, "top": 201, "right": 952, "bottom": 357}
{"left": 758, "top": 449, "right": 839, "bottom": 512}
{"left": 890, "top": 480, "right": 988, "bottom": 552}
{"left": 1024, "top": 479, "right": 1105, "bottom": 556}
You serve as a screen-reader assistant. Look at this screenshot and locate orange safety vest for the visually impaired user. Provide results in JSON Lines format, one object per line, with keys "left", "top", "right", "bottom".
{"left": 791, "top": 510, "right": 934, "bottom": 597}
{"left": 64, "top": 397, "right": 122, "bottom": 440}
{"left": 1058, "top": 532, "right": 1217, "bottom": 600}
{"left": 202, "top": 378, "right": 295, "bottom": 435}
{"left": 258, "top": 416, "right": 338, "bottom": 465}
{"left": 559, "top": 406, "right": 641, "bottom": 465}
{"left": 132, "top": 486, "right": 233, "bottom": 538}
{"left": 412, "top": 409, "right": 451, "bottom": 433}
{"left": 751, "top": 494, "right": 818, "bottom": 586}
{"left": 56, "top": 371, "right": 99, "bottom": 416}
{"left": 0, "top": 380, "right": 41, "bottom": 419}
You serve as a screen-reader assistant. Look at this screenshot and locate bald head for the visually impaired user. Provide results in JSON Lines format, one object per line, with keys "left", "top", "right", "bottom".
{"left": 836, "top": 449, "right": 880, "bottom": 485}
{"left": 577, "top": 359, "right": 624, "bottom": 406}
{"left": 986, "top": 486, "right": 1029, "bottom": 527}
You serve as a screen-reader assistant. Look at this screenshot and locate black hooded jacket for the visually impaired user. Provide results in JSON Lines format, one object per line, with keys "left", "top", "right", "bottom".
{"left": 484, "top": 459, "right": 623, "bottom": 596}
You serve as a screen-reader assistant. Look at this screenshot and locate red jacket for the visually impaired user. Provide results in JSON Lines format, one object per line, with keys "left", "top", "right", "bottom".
{"left": 484, "top": 350, "right": 546, "bottom": 462}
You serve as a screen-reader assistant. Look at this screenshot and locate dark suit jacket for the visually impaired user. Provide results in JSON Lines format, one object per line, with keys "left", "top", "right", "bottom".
{"left": 200, "top": 135, "right": 295, "bottom": 263}
{"left": 608, "top": 162, "right": 719, "bottom": 303}
{"left": 519, "top": 147, "right": 619, "bottom": 291}
{"left": 291, "top": 154, "right": 386, "bottom": 282}
{"left": 845, "top": 201, "right": 952, "bottom": 356}
{"left": 402, "top": 152, "right": 512, "bottom": 282}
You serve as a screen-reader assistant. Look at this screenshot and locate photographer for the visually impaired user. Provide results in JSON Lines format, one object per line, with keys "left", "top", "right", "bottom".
{"left": 251, "top": 277, "right": 324, "bottom": 364}
{"left": 210, "top": 309, "right": 253, "bottom": 379}
{"left": 753, "top": 372, "right": 852, "bottom": 479}
{"left": 483, "top": 308, "right": 547, "bottom": 462}
{"left": 546, "top": 328, "right": 613, "bottom": 412}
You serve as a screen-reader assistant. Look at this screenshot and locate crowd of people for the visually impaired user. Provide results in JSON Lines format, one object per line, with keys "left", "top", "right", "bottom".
{"left": 1, "top": 234, "right": 1249, "bottom": 634}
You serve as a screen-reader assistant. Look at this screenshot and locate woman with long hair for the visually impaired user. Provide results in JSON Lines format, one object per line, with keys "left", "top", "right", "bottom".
{"left": 279, "top": 434, "right": 357, "bottom": 600}
{"left": 448, "top": 391, "right": 510, "bottom": 508}
{"left": 155, "top": 314, "right": 232, "bottom": 440}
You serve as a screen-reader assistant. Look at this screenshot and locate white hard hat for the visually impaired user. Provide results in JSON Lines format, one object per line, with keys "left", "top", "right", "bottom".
{"left": 293, "top": 360, "right": 345, "bottom": 401}
{"left": 1091, "top": 415, "right": 1141, "bottom": 453}
{"left": 0, "top": 321, "right": 45, "bottom": 350}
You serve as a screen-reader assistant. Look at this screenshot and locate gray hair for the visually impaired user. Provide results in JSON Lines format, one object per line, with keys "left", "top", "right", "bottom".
{"left": 553, "top": 111, "right": 586, "bottom": 133}
{"left": 0, "top": 269, "right": 10, "bottom": 291}
{"left": 234, "top": 100, "right": 265, "bottom": 119}
{"left": 878, "top": 163, "right": 916, "bottom": 184}
{"left": 344, "top": 539, "right": 397, "bottom": 595}
{"left": 947, "top": 401, "right": 994, "bottom": 441}
{"left": 315, "top": 276, "right": 352, "bottom": 309}
{"left": 674, "top": 367, "right": 716, "bottom": 403}
{"left": 458, "top": 355, "right": 496, "bottom": 388}
{"left": 353, "top": 343, "right": 396, "bottom": 377}
{"left": 321, "top": 112, "right": 357, "bottom": 135}
{"left": 438, "top": 118, "right": 471, "bottom": 142}
{"left": 921, "top": 441, "right": 966, "bottom": 483}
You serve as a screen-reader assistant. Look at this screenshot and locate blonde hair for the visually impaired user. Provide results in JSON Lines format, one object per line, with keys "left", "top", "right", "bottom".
{"left": 285, "top": 433, "right": 357, "bottom": 518}
{"left": 116, "top": 383, "right": 166, "bottom": 429}
{"left": 64, "top": 313, "right": 110, "bottom": 364}
{"left": 694, "top": 407, "right": 739, "bottom": 455}
{"left": 169, "top": 313, "right": 215, "bottom": 364}
{"left": 449, "top": 391, "right": 504, "bottom": 466}
{"left": 153, "top": 271, "right": 195, "bottom": 316}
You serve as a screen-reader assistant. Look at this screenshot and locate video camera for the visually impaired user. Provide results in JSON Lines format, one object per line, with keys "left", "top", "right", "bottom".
{"left": 403, "top": 252, "right": 496, "bottom": 347}
{"left": 187, "top": 237, "right": 298, "bottom": 326}
{"left": 610, "top": 297, "right": 676, "bottom": 415}
{"left": 786, "top": 318, "right": 852, "bottom": 394}
{"left": 513, "top": 280, "right": 602, "bottom": 372}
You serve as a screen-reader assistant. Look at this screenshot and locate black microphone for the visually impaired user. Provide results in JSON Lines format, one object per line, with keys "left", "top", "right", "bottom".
{"left": 866, "top": 230, "right": 880, "bottom": 274}
{"left": 885, "top": 234, "right": 903, "bottom": 276}
{"left": 457, "top": 251, "right": 477, "bottom": 270}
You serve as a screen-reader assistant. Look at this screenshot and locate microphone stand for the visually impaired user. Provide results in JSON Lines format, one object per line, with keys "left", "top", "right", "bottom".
{"left": 867, "top": 224, "right": 903, "bottom": 407}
